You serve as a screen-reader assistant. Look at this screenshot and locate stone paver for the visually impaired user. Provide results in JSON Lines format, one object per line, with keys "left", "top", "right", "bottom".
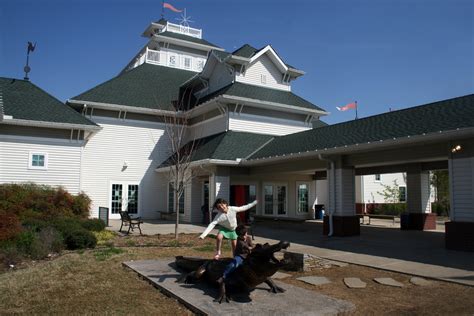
{"left": 296, "top": 276, "right": 332, "bottom": 286}
{"left": 373, "top": 277, "right": 404, "bottom": 287}
{"left": 410, "top": 277, "right": 432, "bottom": 286}
{"left": 272, "top": 272, "right": 292, "bottom": 279}
{"left": 343, "top": 277, "right": 367, "bottom": 289}
{"left": 124, "top": 258, "right": 355, "bottom": 316}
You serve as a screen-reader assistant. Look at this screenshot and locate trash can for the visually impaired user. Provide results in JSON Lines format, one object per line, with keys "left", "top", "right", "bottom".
{"left": 400, "top": 212, "right": 410, "bottom": 230}
{"left": 314, "top": 204, "right": 325, "bottom": 220}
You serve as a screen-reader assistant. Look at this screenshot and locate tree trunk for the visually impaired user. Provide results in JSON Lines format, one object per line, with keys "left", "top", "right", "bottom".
{"left": 175, "top": 189, "right": 179, "bottom": 240}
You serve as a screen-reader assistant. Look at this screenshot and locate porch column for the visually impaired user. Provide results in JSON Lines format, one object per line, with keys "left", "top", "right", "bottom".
{"left": 446, "top": 139, "right": 474, "bottom": 251}
{"left": 323, "top": 157, "right": 359, "bottom": 236}
{"left": 209, "top": 167, "right": 230, "bottom": 203}
{"left": 403, "top": 168, "right": 436, "bottom": 230}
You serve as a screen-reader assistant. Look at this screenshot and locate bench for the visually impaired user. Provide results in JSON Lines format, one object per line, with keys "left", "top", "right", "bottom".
{"left": 119, "top": 211, "right": 143, "bottom": 235}
{"left": 366, "top": 214, "right": 397, "bottom": 225}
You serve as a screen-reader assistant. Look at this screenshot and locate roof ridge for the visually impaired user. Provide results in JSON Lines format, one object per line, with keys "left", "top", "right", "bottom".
{"left": 318, "top": 93, "right": 474, "bottom": 131}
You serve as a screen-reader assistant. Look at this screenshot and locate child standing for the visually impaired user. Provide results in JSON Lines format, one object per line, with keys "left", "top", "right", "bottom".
{"left": 199, "top": 198, "right": 257, "bottom": 260}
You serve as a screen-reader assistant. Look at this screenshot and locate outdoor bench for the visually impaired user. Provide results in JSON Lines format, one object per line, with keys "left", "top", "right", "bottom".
{"left": 119, "top": 211, "right": 143, "bottom": 235}
{"left": 366, "top": 214, "right": 397, "bottom": 225}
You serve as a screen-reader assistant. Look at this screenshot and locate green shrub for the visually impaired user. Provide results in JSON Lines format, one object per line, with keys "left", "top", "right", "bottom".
{"left": 93, "top": 230, "right": 116, "bottom": 246}
{"left": 22, "top": 218, "right": 49, "bottom": 233}
{"left": 38, "top": 227, "right": 64, "bottom": 254}
{"left": 374, "top": 203, "right": 406, "bottom": 216}
{"left": 0, "top": 211, "right": 23, "bottom": 241}
{"left": 63, "top": 229, "right": 97, "bottom": 250}
{"left": 0, "top": 243, "right": 23, "bottom": 268}
{"left": 81, "top": 218, "right": 106, "bottom": 232}
{"left": 0, "top": 183, "right": 91, "bottom": 221}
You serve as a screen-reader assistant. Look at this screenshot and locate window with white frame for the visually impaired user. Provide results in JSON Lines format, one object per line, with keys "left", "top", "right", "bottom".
{"left": 374, "top": 174, "right": 381, "bottom": 181}
{"left": 184, "top": 57, "right": 192, "bottom": 69}
{"left": 399, "top": 186, "right": 407, "bottom": 202}
{"left": 29, "top": 152, "right": 48, "bottom": 169}
{"left": 261, "top": 74, "right": 267, "bottom": 84}
{"left": 296, "top": 182, "right": 310, "bottom": 213}
{"left": 168, "top": 182, "right": 185, "bottom": 214}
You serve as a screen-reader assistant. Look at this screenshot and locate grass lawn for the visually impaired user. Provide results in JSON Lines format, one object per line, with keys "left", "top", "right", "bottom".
{"left": 1, "top": 233, "right": 473, "bottom": 315}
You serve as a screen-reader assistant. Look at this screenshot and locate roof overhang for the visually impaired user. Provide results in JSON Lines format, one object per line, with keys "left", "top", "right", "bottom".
{"left": 142, "top": 22, "right": 166, "bottom": 38}
{"left": 0, "top": 117, "right": 101, "bottom": 131}
{"left": 153, "top": 34, "right": 225, "bottom": 52}
{"left": 242, "top": 127, "right": 474, "bottom": 166}
{"left": 250, "top": 45, "right": 288, "bottom": 73}
{"left": 68, "top": 99, "right": 180, "bottom": 117}
{"left": 187, "top": 94, "right": 328, "bottom": 118}
{"left": 155, "top": 158, "right": 241, "bottom": 173}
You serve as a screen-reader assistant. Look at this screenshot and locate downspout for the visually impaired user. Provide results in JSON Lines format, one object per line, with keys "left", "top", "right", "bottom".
{"left": 318, "top": 154, "right": 335, "bottom": 237}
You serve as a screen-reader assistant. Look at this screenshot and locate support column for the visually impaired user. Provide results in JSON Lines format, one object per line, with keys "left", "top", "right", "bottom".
{"left": 209, "top": 167, "right": 230, "bottom": 203}
{"left": 446, "top": 139, "right": 474, "bottom": 251}
{"left": 323, "top": 157, "right": 359, "bottom": 236}
{"left": 403, "top": 168, "right": 436, "bottom": 230}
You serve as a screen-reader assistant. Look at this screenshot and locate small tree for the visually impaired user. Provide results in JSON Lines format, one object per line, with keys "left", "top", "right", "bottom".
{"left": 377, "top": 179, "right": 403, "bottom": 203}
{"left": 430, "top": 170, "right": 450, "bottom": 216}
{"left": 162, "top": 85, "right": 202, "bottom": 240}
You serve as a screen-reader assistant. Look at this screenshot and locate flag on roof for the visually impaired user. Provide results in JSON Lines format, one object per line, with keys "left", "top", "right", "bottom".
{"left": 163, "top": 2, "right": 183, "bottom": 13}
{"left": 336, "top": 102, "right": 357, "bottom": 111}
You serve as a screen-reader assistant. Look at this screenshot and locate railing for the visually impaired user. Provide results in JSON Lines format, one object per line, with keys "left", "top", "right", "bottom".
{"left": 165, "top": 22, "right": 202, "bottom": 39}
{"left": 143, "top": 47, "right": 206, "bottom": 72}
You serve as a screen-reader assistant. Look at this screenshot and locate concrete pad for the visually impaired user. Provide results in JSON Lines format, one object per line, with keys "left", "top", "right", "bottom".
{"left": 124, "top": 258, "right": 354, "bottom": 315}
{"left": 374, "top": 277, "right": 404, "bottom": 287}
{"left": 296, "top": 276, "right": 332, "bottom": 286}
{"left": 343, "top": 278, "right": 367, "bottom": 289}
{"left": 272, "top": 272, "right": 292, "bottom": 279}
{"left": 410, "top": 277, "right": 432, "bottom": 286}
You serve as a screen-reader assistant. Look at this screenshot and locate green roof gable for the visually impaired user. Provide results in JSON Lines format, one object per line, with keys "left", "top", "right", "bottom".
{"left": 71, "top": 63, "right": 196, "bottom": 110}
{"left": 0, "top": 77, "right": 96, "bottom": 126}
{"left": 198, "top": 82, "right": 325, "bottom": 112}
{"left": 158, "top": 131, "right": 274, "bottom": 168}
{"left": 250, "top": 94, "right": 474, "bottom": 160}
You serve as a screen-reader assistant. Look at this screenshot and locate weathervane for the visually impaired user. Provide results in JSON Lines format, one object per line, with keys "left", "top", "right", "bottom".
{"left": 24, "top": 41, "right": 36, "bottom": 81}
{"left": 176, "top": 9, "right": 193, "bottom": 33}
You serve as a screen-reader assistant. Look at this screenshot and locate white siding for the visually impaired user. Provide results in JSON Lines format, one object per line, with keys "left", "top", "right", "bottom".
{"left": 81, "top": 117, "right": 170, "bottom": 219}
{"left": 449, "top": 156, "right": 474, "bottom": 221}
{"left": 187, "top": 115, "right": 227, "bottom": 141}
{"left": 334, "top": 167, "right": 355, "bottom": 216}
{"left": 0, "top": 137, "right": 82, "bottom": 194}
{"left": 236, "top": 54, "right": 290, "bottom": 91}
{"left": 229, "top": 112, "right": 311, "bottom": 136}
{"left": 362, "top": 173, "right": 406, "bottom": 203}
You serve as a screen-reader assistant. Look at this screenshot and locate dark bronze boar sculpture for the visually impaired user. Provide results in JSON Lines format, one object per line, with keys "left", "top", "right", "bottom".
{"left": 175, "top": 240, "right": 290, "bottom": 303}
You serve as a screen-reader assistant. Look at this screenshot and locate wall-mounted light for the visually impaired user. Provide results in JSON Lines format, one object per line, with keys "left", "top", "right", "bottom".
{"left": 451, "top": 145, "right": 462, "bottom": 153}
{"left": 122, "top": 161, "right": 128, "bottom": 171}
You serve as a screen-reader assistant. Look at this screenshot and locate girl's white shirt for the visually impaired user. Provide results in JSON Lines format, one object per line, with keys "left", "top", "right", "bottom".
{"left": 199, "top": 201, "right": 257, "bottom": 239}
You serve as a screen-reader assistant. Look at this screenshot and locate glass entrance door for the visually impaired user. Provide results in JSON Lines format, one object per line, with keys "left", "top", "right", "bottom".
{"left": 263, "top": 183, "right": 287, "bottom": 216}
{"left": 110, "top": 182, "right": 139, "bottom": 219}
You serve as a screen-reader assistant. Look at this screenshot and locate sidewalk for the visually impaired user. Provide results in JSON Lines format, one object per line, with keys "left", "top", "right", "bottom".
{"left": 108, "top": 219, "right": 474, "bottom": 287}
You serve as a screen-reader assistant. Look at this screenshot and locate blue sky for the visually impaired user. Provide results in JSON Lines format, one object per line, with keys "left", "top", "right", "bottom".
{"left": 1, "top": 0, "right": 472, "bottom": 124}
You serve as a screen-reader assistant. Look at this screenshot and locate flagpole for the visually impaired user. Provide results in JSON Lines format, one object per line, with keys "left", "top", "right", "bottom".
{"left": 161, "top": 0, "right": 164, "bottom": 18}
{"left": 355, "top": 101, "right": 358, "bottom": 120}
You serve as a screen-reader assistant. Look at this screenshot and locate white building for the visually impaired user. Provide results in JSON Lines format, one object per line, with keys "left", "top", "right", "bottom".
{"left": 1, "top": 17, "right": 473, "bottom": 251}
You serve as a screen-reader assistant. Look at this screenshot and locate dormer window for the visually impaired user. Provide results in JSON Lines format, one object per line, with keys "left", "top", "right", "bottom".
{"left": 261, "top": 74, "right": 266, "bottom": 84}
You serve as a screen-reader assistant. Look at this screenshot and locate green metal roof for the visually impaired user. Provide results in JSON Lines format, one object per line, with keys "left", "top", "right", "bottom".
{"left": 249, "top": 94, "right": 474, "bottom": 160}
{"left": 71, "top": 63, "right": 196, "bottom": 110}
{"left": 232, "top": 44, "right": 259, "bottom": 58}
{"left": 198, "top": 82, "right": 325, "bottom": 112}
{"left": 158, "top": 131, "right": 274, "bottom": 168}
{"left": 0, "top": 77, "right": 96, "bottom": 126}
{"left": 232, "top": 44, "right": 295, "bottom": 69}
{"left": 157, "top": 31, "right": 221, "bottom": 48}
